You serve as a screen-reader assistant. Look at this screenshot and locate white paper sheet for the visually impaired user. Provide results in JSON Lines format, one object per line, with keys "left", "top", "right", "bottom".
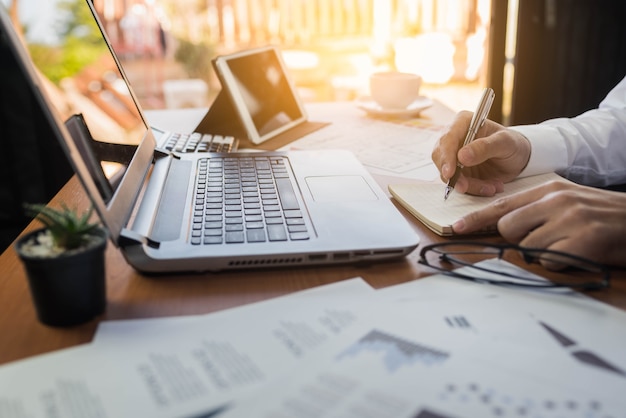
{"left": 221, "top": 260, "right": 626, "bottom": 417}
{"left": 0, "top": 278, "right": 378, "bottom": 418}
{"left": 287, "top": 101, "right": 445, "bottom": 180}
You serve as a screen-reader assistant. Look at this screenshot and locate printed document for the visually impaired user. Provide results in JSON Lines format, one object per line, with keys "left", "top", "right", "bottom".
{"left": 221, "top": 260, "right": 626, "bottom": 418}
{"left": 289, "top": 101, "right": 445, "bottom": 180}
{"left": 0, "top": 278, "right": 377, "bottom": 418}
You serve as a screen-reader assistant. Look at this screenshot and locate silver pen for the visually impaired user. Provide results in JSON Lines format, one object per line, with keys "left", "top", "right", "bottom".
{"left": 443, "top": 87, "right": 495, "bottom": 200}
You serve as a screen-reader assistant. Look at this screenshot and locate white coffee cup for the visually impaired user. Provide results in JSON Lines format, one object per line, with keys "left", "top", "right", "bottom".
{"left": 369, "top": 71, "right": 422, "bottom": 109}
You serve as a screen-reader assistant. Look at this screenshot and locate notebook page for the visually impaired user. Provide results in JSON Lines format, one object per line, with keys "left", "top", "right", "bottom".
{"left": 389, "top": 172, "right": 563, "bottom": 236}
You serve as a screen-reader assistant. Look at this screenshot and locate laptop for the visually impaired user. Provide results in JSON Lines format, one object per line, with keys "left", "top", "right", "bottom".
{"left": 0, "top": 0, "right": 419, "bottom": 273}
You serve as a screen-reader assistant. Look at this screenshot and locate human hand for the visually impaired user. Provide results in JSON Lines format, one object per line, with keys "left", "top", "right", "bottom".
{"left": 432, "top": 111, "right": 532, "bottom": 196}
{"left": 452, "top": 179, "right": 626, "bottom": 267}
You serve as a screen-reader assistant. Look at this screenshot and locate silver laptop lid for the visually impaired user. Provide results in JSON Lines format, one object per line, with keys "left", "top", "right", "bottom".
{"left": 0, "top": 0, "right": 157, "bottom": 244}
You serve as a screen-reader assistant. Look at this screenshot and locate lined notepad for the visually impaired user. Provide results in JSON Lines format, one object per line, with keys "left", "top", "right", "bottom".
{"left": 389, "top": 172, "right": 563, "bottom": 236}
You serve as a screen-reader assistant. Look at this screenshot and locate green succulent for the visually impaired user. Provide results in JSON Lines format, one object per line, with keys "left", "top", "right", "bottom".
{"left": 24, "top": 203, "right": 101, "bottom": 250}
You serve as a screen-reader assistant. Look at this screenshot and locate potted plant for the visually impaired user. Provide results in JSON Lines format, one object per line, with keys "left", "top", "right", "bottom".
{"left": 14, "top": 203, "right": 108, "bottom": 327}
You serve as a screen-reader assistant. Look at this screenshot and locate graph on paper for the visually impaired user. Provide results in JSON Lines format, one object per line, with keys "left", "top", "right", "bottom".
{"left": 336, "top": 329, "right": 449, "bottom": 373}
{"left": 434, "top": 380, "right": 613, "bottom": 418}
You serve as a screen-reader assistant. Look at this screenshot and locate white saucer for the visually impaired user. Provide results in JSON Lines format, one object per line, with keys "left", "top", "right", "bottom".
{"left": 356, "top": 96, "right": 434, "bottom": 117}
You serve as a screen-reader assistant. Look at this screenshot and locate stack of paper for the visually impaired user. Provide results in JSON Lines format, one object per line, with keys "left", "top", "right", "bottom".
{"left": 1, "top": 261, "right": 625, "bottom": 418}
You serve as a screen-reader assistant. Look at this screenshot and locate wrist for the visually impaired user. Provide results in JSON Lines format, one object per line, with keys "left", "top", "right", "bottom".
{"left": 510, "top": 125, "right": 567, "bottom": 178}
{"left": 516, "top": 131, "right": 532, "bottom": 174}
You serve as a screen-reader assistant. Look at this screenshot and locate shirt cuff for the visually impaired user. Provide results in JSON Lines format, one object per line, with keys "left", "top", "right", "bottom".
{"left": 509, "top": 125, "right": 569, "bottom": 177}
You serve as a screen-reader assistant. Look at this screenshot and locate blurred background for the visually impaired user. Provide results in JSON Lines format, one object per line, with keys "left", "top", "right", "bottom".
{"left": 88, "top": 0, "right": 626, "bottom": 125}
{"left": 89, "top": 0, "right": 491, "bottom": 115}
{"left": 9, "top": 0, "right": 624, "bottom": 125}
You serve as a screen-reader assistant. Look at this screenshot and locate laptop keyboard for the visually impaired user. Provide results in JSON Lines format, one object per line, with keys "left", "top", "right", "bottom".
{"left": 191, "top": 156, "right": 310, "bottom": 245}
{"left": 163, "top": 132, "right": 239, "bottom": 153}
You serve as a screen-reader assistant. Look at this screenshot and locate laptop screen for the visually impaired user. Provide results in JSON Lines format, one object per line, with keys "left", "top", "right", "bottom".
{"left": 0, "top": 0, "right": 147, "bottom": 202}
{"left": 0, "top": 0, "right": 160, "bottom": 242}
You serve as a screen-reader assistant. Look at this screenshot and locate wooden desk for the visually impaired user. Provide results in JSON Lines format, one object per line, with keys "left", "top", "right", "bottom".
{"left": 2, "top": 102, "right": 625, "bottom": 366}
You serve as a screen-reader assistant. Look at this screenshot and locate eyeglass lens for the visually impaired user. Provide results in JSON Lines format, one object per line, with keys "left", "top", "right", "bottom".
{"left": 420, "top": 243, "right": 609, "bottom": 289}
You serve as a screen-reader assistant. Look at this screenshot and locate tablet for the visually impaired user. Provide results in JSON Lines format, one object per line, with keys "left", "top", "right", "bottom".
{"left": 213, "top": 46, "right": 309, "bottom": 145}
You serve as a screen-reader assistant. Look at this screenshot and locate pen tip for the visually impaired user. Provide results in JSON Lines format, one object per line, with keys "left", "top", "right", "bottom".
{"left": 443, "top": 187, "right": 451, "bottom": 201}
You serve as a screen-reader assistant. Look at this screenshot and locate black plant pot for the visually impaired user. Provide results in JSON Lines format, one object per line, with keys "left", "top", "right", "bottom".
{"left": 15, "top": 228, "right": 108, "bottom": 327}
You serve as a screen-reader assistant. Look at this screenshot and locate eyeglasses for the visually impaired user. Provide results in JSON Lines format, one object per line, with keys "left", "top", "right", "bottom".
{"left": 418, "top": 241, "right": 610, "bottom": 290}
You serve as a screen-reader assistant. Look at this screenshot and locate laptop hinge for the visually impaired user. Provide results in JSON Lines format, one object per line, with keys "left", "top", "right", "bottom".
{"left": 119, "top": 228, "right": 161, "bottom": 249}
{"left": 154, "top": 148, "right": 170, "bottom": 160}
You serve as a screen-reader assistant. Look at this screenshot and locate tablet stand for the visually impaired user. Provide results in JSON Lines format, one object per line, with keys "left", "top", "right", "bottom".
{"left": 193, "top": 90, "right": 247, "bottom": 140}
{"left": 194, "top": 89, "right": 329, "bottom": 149}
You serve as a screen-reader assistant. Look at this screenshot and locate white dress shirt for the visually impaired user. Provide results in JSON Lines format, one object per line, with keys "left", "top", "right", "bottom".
{"left": 513, "top": 75, "right": 626, "bottom": 187}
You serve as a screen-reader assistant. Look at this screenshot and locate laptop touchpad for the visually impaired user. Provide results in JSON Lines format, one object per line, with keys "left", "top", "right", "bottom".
{"left": 306, "top": 176, "right": 378, "bottom": 202}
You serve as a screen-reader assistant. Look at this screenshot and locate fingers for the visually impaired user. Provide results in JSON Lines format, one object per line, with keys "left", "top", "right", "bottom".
{"left": 452, "top": 181, "right": 561, "bottom": 234}
{"left": 457, "top": 133, "right": 503, "bottom": 167}
{"left": 463, "top": 178, "right": 505, "bottom": 197}
{"left": 452, "top": 180, "right": 626, "bottom": 268}
{"left": 458, "top": 129, "right": 531, "bottom": 172}
{"left": 451, "top": 177, "right": 504, "bottom": 197}
{"left": 433, "top": 112, "right": 532, "bottom": 190}
{"left": 432, "top": 111, "right": 473, "bottom": 180}
{"left": 503, "top": 188, "right": 597, "bottom": 270}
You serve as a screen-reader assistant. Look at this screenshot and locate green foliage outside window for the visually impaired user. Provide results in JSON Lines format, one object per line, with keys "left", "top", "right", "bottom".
{"left": 27, "top": 0, "right": 107, "bottom": 85}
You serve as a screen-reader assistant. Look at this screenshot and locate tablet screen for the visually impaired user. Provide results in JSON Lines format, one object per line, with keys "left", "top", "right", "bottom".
{"left": 214, "top": 46, "right": 307, "bottom": 144}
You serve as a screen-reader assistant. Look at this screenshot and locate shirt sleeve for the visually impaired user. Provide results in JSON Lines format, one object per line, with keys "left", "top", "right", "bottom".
{"left": 510, "top": 75, "right": 626, "bottom": 187}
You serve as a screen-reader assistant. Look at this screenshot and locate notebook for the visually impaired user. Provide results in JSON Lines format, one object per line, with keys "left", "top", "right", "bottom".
{"left": 0, "top": 0, "right": 419, "bottom": 272}
{"left": 389, "top": 172, "right": 563, "bottom": 236}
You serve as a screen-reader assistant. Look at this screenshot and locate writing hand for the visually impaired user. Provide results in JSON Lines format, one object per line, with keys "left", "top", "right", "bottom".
{"left": 432, "top": 111, "right": 532, "bottom": 196}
